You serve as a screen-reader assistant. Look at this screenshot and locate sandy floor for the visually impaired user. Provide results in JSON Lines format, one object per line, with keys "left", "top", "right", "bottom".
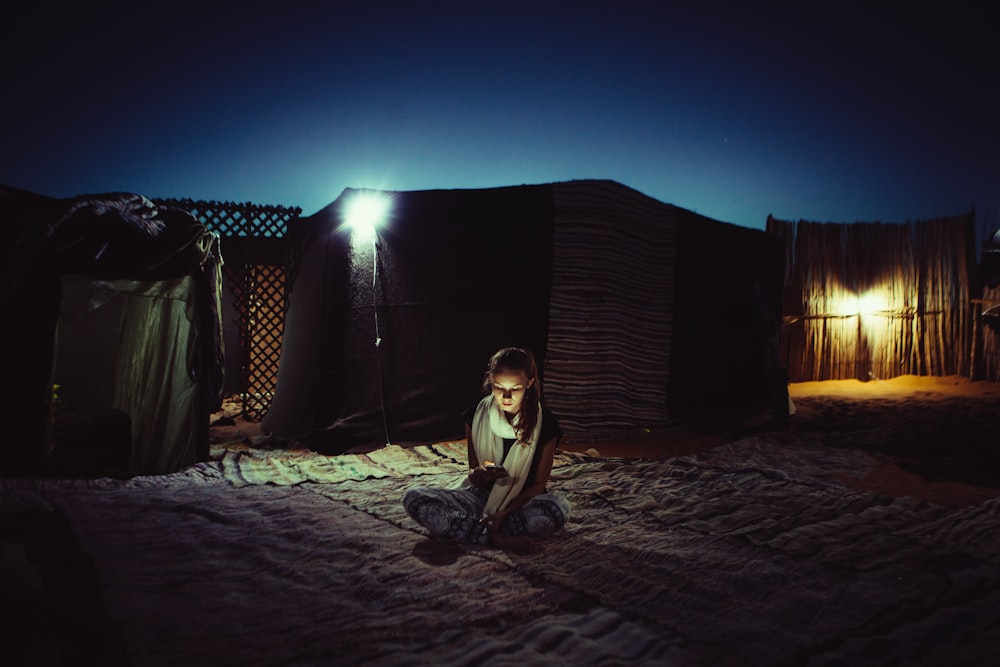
{"left": 561, "top": 374, "right": 1000, "bottom": 455}
{"left": 212, "top": 375, "right": 1000, "bottom": 507}
{"left": 782, "top": 375, "right": 1000, "bottom": 507}
{"left": 788, "top": 374, "right": 1000, "bottom": 400}
{"left": 560, "top": 375, "right": 1000, "bottom": 507}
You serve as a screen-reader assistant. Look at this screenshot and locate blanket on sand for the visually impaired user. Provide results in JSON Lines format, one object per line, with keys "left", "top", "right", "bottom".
{"left": 2, "top": 437, "right": 999, "bottom": 666}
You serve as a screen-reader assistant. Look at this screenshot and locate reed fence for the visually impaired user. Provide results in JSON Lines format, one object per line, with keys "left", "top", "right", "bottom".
{"left": 767, "top": 213, "right": 977, "bottom": 382}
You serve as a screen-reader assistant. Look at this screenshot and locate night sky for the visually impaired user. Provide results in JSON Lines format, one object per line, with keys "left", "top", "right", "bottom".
{"left": 2, "top": 1, "right": 996, "bottom": 232}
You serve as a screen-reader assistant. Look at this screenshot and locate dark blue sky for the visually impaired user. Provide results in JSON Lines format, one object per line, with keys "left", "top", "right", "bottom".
{"left": 2, "top": 1, "right": 996, "bottom": 232}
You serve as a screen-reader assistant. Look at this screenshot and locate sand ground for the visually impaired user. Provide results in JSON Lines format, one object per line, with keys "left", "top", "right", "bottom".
{"left": 212, "top": 375, "right": 1000, "bottom": 507}
{"left": 563, "top": 375, "right": 1000, "bottom": 457}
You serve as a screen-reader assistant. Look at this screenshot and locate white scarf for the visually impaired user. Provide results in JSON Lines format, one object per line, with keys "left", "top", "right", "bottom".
{"left": 468, "top": 394, "right": 543, "bottom": 516}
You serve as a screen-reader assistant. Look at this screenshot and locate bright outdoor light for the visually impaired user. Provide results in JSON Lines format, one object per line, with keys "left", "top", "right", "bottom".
{"left": 856, "top": 290, "right": 888, "bottom": 317}
{"left": 830, "top": 288, "right": 890, "bottom": 317}
{"left": 344, "top": 191, "right": 390, "bottom": 243}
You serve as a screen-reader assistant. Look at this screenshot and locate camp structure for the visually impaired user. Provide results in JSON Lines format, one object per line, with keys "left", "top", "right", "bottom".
{"left": 1, "top": 185, "right": 224, "bottom": 477}
{"left": 766, "top": 212, "right": 984, "bottom": 382}
{"left": 263, "top": 180, "right": 786, "bottom": 453}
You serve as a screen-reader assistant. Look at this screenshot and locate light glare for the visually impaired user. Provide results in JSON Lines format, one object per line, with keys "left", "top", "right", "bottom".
{"left": 344, "top": 192, "right": 390, "bottom": 243}
{"left": 829, "top": 289, "right": 889, "bottom": 317}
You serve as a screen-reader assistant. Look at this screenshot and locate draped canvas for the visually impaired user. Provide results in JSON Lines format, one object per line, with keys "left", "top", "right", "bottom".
{"left": 2, "top": 185, "right": 223, "bottom": 476}
{"left": 110, "top": 277, "right": 207, "bottom": 474}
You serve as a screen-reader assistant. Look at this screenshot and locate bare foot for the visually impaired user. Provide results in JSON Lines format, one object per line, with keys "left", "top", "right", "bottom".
{"left": 490, "top": 532, "right": 538, "bottom": 555}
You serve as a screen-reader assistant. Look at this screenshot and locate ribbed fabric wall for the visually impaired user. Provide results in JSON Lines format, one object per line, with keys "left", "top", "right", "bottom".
{"left": 544, "top": 181, "right": 677, "bottom": 439}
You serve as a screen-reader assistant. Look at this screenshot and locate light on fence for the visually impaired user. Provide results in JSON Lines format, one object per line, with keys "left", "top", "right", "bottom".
{"left": 829, "top": 287, "right": 890, "bottom": 317}
{"left": 856, "top": 290, "right": 888, "bottom": 317}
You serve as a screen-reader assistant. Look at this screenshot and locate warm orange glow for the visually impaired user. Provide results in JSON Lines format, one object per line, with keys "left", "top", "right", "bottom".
{"left": 828, "top": 288, "right": 891, "bottom": 317}
{"left": 804, "top": 281, "right": 912, "bottom": 380}
{"left": 857, "top": 290, "right": 889, "bottom": 316}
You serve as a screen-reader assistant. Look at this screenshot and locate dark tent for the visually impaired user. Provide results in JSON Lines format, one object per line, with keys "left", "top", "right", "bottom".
{"left": 1, "top": 185, "right": 224, "bottom": 476}
{"left": 263, "top": 180, "right": 786, "bottom": 453}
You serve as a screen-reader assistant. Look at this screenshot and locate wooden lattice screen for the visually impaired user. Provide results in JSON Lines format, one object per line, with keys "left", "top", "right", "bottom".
{"left": 155, "top": 198, "right": 301, "bottom": 421}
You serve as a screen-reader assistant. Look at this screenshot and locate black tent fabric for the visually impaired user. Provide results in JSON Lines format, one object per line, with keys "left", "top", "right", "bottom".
{"left": 264, "top": 184, "right": 555, "bottom": 452}
{"left": 1, "top": 185, "right": 224, "bottom": 476}
{"left": 265, "top": 180, "right": 787, "bottom": 454}
{"left": 982, "top": 228, "right": 1000, "bottom": 289}
{"left": 669, "top": 207, "right": 788, "bottom": 418}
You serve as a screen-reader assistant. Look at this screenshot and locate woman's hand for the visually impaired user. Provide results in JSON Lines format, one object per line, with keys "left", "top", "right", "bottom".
{"left": 468, "top": 463, "right": 508, "bottom": 487}
{"left": 479, "top": 509, "right": 509, "bottom": 532}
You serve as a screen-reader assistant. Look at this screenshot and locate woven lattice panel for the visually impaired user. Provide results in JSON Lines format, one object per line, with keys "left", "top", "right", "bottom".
{"left": 158, "top": 198, "right": 298, "bottom": 238}
{"left": 155, "top": 198, "right": 300, "bottom": 421}
{"left": 237, "top": 261, "right": 286, "bottom": 419}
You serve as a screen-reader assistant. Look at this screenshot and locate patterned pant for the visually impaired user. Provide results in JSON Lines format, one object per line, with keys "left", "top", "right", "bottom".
{"left": 403, "top": 485, "right": 570, "bottom": 545}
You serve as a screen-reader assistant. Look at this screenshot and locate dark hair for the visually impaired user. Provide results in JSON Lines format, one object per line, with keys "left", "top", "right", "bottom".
{"left": 482, "top": 347, "right": 541, "bottom": 442}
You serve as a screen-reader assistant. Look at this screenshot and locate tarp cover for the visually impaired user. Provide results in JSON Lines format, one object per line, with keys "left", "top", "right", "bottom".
{"left": 1, "top": 185, "right": 224, "bottom": 476}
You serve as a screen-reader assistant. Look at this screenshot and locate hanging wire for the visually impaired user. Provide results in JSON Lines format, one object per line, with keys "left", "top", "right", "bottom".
{"left": 372, "top": 236, "right": 392, "bottom": 447}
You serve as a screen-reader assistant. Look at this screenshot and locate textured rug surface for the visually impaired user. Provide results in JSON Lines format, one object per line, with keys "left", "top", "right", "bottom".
{"left": 215, "top": 440, "right": 471, "bottom": 486}
{"left": 3, "top": 437, "right": 999, "bottom": 666}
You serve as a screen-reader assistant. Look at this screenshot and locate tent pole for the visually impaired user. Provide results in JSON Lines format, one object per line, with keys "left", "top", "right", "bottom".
{"left": 373, "top": 236, "right": 392, "bottom": 447}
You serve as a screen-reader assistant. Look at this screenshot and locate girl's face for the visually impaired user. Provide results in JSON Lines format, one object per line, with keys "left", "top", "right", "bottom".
{"left": 491, "top": 369, "right": 532, "bottom": 415}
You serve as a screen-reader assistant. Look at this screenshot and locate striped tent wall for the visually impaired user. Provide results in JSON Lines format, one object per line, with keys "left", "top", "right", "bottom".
{"left": 543, "top": 181, "right": 677, "bottom": 439}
